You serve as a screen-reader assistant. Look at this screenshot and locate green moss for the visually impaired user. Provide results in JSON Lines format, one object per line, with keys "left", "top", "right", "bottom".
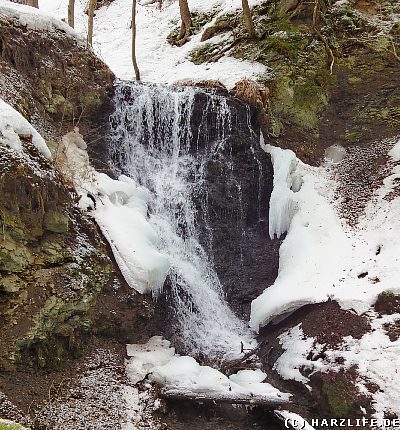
{"left": 347, "top": 76, "right": 362, "bottom": 85}
{"left": 0, "top": 274, "right": 23, "bottom": 293}
{"left": 190, "top": 43, "right": 221, "bottom": 64}
{"left": 80, "top": 90, "right": 101, "bottom": 111}
{"left": 199, "top": 12, "right": 239, "bottom": 42}
{"left": 0, "top": 209, "right": 26, "bottom": 241}
{"left": 268, "top": 65, "right": 334, "bottom": 131}
{"left": 47, "top": 93, "right": 73, "bottom": 116}
{"left": 0, "top": 239, "right": 33, "bottom": 272}
{"left": 15, "top": 254, "right": 111, "bottom": 368}
{"left": 344, "top": 130, "right": 363, "bottom": 142}
{"left": 168, "top": 10, "right": 219, "bottom": 44}
{"left": 261, "top": 32, "right": 310, "bottom": 61}
{"left": 43, "top": 211, "right": 69, "bottom": 234}
{"left": 322, "top": 383, "right": 354, "bottom": 417}
{"left": 328, "top": 5, "right": 366, "bottom": 33}
{"left": 31, "top": 295, "right": 90, "bottom": 339}
{"left": 40, "top": 239, "right": 71, "bottom": 266}
{"left": 358, "top": 106, "right": 400, "bottom": 126}
{"left": 0, "top": 419, "right": 30, "bottom": 430}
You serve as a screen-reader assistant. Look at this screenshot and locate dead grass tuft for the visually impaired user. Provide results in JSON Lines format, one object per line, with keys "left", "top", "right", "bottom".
{"left": 233, "top": 79, "right": 269, "bottom": 108}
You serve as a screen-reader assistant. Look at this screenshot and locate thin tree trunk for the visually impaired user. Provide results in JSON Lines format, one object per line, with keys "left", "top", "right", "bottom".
{"left": 242, "top": 0, "right": 256, "bottom": 39}
{"left": 68, "top": 0, "right": 75, "bottom": 28}
{"left": 87, "top": 0, "right": 97, "bottom": 46}
{"left": 177, "top": 0, "right": 191, "bottom": 46}
{"left": 131, "top": 0, "right": 141, "bottom": 80}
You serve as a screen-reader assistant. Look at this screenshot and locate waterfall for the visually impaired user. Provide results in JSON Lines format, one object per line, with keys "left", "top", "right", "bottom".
{"left": 109, "top": 82, "right": 255, "bottom": 361}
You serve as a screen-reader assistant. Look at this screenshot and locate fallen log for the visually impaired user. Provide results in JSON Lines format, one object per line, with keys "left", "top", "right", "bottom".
{"left": 159, "top": 388, "right": 291, "bottom": 408}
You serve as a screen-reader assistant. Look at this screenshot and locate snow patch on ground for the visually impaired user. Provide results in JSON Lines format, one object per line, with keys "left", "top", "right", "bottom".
{"left": 330, "top": 315, "right": 400, "bottom": 420}
{"left": 273, "top": 325, "right": 319, "bottom": 386}
{"left": 273, "top": 316, "right": 400, "bottom": 420}
{"left": 388, "top": 138, "right": 400, "bottom": 161}
{"left": 275, "top": 410, "right": 315, "bottom": 430}
{"left": 0, "top": 97, "right": 51, "bottom": 159}
{"left": 126, "top": 336, "right": 290, "bottom": 401}
{"left": 250, "top": 139, "right": 400, "bottom": 330}
{"left": 39, "top": 0, "right": 268, "bottom": 88}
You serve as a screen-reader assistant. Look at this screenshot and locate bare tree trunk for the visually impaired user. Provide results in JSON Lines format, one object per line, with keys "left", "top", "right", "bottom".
{"left": 131, "top": 0, "right": 141, "bottom": 80}
{"left": 68, "top": 0, "right": 75, "bottom": 28}
{"left": 242, "top": 0, "right": 256, "bottom": 39}
{"left": 87, "top": 0, "right": 97, "bottom": 46}
{"left": 176, "top": 0, "right": 191, "bottom": 46}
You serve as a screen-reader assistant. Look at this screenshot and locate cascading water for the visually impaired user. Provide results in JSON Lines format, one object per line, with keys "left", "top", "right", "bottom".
{"left": 109, "top": 81, "right": 256, "bottom": 361}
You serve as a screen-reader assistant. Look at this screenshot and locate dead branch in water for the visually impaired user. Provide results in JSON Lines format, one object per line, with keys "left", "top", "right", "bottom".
{"left": 220, "top": 343, "right": 263, "bottom": 373}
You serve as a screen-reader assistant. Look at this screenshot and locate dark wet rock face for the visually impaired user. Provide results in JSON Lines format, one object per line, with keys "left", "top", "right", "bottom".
{"left": 192, "top": 98, "right": 280, "bottom": 317}
{"left": 191, "top": 92, "right": 280, "bottom": 318}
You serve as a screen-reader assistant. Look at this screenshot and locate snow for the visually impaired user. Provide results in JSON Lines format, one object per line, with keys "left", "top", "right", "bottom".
{"left": 0, "top": 0, "right": 81, "bottom": 38}
{"left": 250, "top": 139, "right": 400, "bottom": 331}
{"left": 275, "top": 410, "right": 315, "bottom": 430}
{"left": 324, "top": 144, "right": 347, "bottom": 165}
{"left": 126, "top": 336, "right": 290, "bottom": 400}
{"left": 264, "top": 143, "right": 302, "bottom": 239}
{"left": 94, "top": 174, "right": 170, "bottom": 294}
{"left": 58, "top": 129, "right": 170, "bottom": 294}
{"left": 388, "top": 138, "right": 400, "bottom": 161}
{"left": 250, "top": 144, "right": 352, "bottom": 330}
{"left": 0, "top": 97, "right": 51, "bottom": 159}
{"left": 271, "top": 316, "right": 400, "bottom": 420}
{"left": 331, "top": 315, "right": 400, "bottom": 420}
{"left": 273, "top": 325, "right": 318, "bottom": 385}
{"left": 39, "top": 0, "right": 268, "bottom": 88}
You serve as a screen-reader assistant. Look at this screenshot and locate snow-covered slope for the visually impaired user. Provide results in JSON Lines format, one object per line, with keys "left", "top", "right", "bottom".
{"left": 0, "top": 0, "right": 81, "bottom": 37}
{"left": 250, "top": 139, "right": 400, "bottom": 330}
{"left": 38, "top": 0, "right": 266, "bottom": 88}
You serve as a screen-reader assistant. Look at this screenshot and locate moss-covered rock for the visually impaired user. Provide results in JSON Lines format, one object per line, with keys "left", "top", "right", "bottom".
{"left": 168, "top": 10, "right": 219, "bottom": 45}
{"left": 0, "top": 275, "right": 23, "bottom": 293}
{"left": 184, "top": 0, "right": 400, "bottom": 162}
{"left": 43, "top": 211, "right": 69, "bottom": 234}
{"left": 0, "top": 145, "right": 111, "bottom": 370}
{"left": 0, "top": 419, "right": 30, "bottom": 430}
{"left": 0, "top": 15, "right": 115, "bottom": 144}
{"left": 0, "top": 240, "right": 33, "bottom": 273}
{"left": 322, "top": 383, "right": 355, "bottom": 417}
